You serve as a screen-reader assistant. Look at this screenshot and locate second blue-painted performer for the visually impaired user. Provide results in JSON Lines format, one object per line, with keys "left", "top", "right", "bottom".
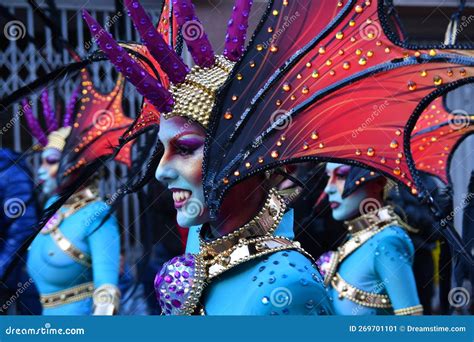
{"left": 24, "top": 71, "right": 133, "bottom": 315}
{"left": 317, "top": 163, "right": 423, "bottom": 315}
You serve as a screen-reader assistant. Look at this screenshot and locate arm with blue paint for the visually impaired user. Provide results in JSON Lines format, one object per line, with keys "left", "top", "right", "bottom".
{"left": 86, "top": 202, "right": 121, "bottom": 315}
{"left": 374, "top": 227, "right": 422, "bottom": 315}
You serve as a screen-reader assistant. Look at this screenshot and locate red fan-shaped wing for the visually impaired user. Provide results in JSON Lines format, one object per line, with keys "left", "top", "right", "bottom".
{"left": 411, "top": 96, "right": 474, "bottom": 183}
{"left": 204, "top": 0, "right": 474, "bottom": 216}
{"left": 59, "top": 69, "right": 133, "bottom": 183}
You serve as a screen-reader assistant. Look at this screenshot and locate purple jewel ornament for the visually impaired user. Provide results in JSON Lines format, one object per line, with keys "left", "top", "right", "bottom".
{"left": 42, "top": 212, "right": 61, "bottom": 233}
{"left": 315, "top": 251, "right": 335, "bottom": 277}
{"left": 154, "top": 253, "right": 198, "bottom": 315}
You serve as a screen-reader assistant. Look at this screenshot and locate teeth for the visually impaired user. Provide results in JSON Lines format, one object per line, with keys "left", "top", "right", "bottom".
{"left": 172, "top": 190, "right": 191, "bottom": 202}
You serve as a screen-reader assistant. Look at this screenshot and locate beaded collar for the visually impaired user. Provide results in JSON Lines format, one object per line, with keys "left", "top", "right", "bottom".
{"left": 41, "top": 186, "right": 99, "bottom": 234}
{"left": 343, "top": 205, "right": 399, "bottom": 234}
{"left": 155, "top": 188, "right": 313, "bottom": 315}
{"left": 319, "top": 205, "right": 405, "bottom": 286}
{"left": 199, "top": 188, "right": 286, "bottom": 255}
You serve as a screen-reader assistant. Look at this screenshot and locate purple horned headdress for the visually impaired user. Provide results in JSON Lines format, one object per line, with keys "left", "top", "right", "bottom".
{"left": 22, "top": 85, "right": 79, "bottom": 147}
{"left": 82, "top": 0, "right": 254, "bottom": 128}
{"left": 223, "top": 0, "right": 253, "bottom": 62}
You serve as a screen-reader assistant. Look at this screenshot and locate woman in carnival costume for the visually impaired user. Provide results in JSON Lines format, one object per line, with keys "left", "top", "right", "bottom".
{"left": 23, "top": 70, "right": 134, "bottom": 315}
{"left": 81, "top": 0, "right": 474, "bottom": 315}
{"left": 83, "top": 0, "right": 334, "bottom": 316}
{"left": 319, "top": 164, "right": 423, "bottom": 315}
{"left": 4, "top": 0, "right": 471, "bottom": 315}
{"left": 317, "top": 90, "right": 474, "bottom": 315}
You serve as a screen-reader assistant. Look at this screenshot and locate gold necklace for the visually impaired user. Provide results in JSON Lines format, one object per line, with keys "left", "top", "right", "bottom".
{"left": 321, "top": 205, "right": 408, "bottom": 286}
{"left": 199, "top": 188, "right": 286, "bottom": 255}
{"left": 156, "top": 188, "right": 313, "bottom": 315}
{"left": 40, "top": 187, "right": 99, "bottom": 235}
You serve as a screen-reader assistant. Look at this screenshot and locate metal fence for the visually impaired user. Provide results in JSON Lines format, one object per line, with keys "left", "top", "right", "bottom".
{"left": 0, "top": 0, "right": 164, "bottom": 264}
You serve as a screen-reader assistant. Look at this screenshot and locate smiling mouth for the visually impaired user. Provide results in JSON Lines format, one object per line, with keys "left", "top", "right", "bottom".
{"left": 171, "top": 189, "right": 192, "bottom": 209}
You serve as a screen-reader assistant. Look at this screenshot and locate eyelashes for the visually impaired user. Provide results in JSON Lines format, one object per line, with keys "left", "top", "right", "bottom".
{"left": 172, "top": 138, "right": 205, "bottom": 156}
{"left": 45, "top": 157, "right": 60, "bottom": 165}
{"left": 175, "top": 145, "right": 195, "bottom": 156}
{"left": 334, "top": 166, "right": 351, "bottom": 178}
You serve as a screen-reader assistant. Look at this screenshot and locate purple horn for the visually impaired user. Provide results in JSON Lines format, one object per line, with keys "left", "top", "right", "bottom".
{"left": 22, "top": 99, "right": 48, "bottom": 146}
{"left": 125, "top": 0, "right": 189, "bottom": 84}
{"left": 224, "top": 0, "right": 253, "bottom": 62}
{"left": 64, "top": 84, "right": 80, "bottom": 127}
{"left": 172, "top": 0, "right": 215, "bottom": 68}
{"left": 40, "top": 89, "right": 58, "bottom": 133}
{"left": 82, "top": 10, "right": 174, "bottom": 112}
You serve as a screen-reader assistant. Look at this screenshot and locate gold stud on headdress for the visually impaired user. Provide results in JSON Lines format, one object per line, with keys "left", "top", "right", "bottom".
{"left": 164, "top": 56, "right": 235, "bottom": 128}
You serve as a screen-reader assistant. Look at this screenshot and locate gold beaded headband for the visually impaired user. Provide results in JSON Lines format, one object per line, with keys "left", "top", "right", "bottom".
{"left": 45, "top": 127, "right": 72, "bottom": 152}
{"left": 166, "top": 56, "right": 235, "bottom": 127}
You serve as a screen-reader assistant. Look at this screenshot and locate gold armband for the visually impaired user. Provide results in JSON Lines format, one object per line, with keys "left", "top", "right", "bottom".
{"left": 92, "top": 284, "right": 121, "bottom": 315}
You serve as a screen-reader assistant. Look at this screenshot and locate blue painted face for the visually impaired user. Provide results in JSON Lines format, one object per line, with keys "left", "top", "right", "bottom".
{"left": 38, "top": 148, "right": 61, "bottom": 195}
{"left": 155, "top": 117, "right": 210, "bottom": 228}
{"left": 324, "top": 163, "right": 371, "bottom": 221}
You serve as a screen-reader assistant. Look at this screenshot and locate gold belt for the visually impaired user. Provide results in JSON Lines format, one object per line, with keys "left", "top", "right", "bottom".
{"left": 331, "top": 273, "right": 391, "bottom": 309}
{"left": 40, "top": 282, "right": 94, "bottom": 309}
